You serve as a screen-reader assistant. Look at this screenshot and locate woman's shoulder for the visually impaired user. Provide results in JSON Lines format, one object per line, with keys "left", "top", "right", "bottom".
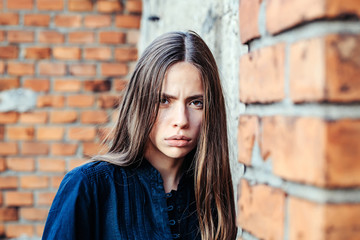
{"left": 64, "top": 160, "right": 131, "bottom": 185}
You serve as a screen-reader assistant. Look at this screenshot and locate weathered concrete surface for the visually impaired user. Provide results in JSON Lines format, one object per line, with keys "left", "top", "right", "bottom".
{"left": 0, "top": 88, "right": 37, "bottom": 112}
{"left": 139, "top": 0, "right": 248, "bottom": 203}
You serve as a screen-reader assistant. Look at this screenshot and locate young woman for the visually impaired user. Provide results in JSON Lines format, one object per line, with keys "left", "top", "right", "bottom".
{"left": 43, "top": 31, "right": 237, "bottom": 240}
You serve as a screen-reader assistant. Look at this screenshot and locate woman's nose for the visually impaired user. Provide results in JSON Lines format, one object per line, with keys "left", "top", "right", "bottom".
{"left": 172, "top": 104, "right": 189, "bottom": 129}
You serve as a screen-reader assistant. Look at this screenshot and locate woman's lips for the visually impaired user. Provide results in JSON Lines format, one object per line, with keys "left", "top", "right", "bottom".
{"left": 165, "top": 135, "right": 191, "bottom": 147}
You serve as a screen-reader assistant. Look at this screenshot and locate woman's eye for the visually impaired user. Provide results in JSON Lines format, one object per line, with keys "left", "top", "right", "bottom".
{"left": 191, "top": 100, "right": 203, "bottom": 108}
{"left": 160, "top": 98, "right": 169, "bottom": 104}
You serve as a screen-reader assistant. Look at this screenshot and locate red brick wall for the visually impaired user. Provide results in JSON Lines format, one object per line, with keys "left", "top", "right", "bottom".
{"left": 0, "top": 0, "right": 141, "bottom": 238}
{"left": 238, "top": 0, "right": 360, "bottom": 239}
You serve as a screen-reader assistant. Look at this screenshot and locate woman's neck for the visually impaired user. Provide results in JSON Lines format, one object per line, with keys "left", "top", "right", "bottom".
{"left": 144, "top": 152, "right": 184, "bottom": 193}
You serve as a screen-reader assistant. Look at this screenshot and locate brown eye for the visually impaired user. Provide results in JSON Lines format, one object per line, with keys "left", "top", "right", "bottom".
{"left": 191, "top": 100, "right": 203, "bottom": 109}
{"left": 160, "top": 98, "right": 169, "bottom": 104}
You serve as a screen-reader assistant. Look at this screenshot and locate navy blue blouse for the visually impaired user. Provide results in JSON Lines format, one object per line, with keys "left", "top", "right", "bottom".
{"left": 42, "top": 160, "right": 201, "bottom": 240}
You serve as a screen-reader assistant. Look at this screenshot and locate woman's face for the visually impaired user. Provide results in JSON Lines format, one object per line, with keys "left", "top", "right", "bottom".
{"left": 146, "top": 62, "right": 204, "bottom": 162}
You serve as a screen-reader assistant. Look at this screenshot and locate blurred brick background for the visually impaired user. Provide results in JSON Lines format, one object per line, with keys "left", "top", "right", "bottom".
{"left": 0, "top": 0, "right": 141, "bottom": 238}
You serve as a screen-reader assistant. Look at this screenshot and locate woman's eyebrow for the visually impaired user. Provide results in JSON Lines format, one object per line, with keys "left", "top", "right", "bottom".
{"left": 161, "top": 93, "right": 204, "bottom": 100}
{"left": 161, "top": 93, "right": 176, "bottom": 99}
{"left": 187, "top": 94, "right": 204, "bottom": 100}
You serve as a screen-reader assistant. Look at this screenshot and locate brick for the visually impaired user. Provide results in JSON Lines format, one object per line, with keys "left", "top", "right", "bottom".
{"left": 0, "top": 78, "right": 20, "bottom": 90}
{"left": 97, "top": 95, "right": 121, "bottom": 108}
{"left": 37, "top": 192, "right": 56, "bottom": 206}
{"left": 84, "top": 15, "right": 111, "bottom": 28}
{"left": 25, "top": 47, "right": 51, "bottom": 59}
{"left": 0, "top": 31, "right": 4, "bottom": 42}
{"left": 5, "top": 192, "right": 33, "bottom": 206}
{"left": 67, "top": 95, "right": 95, "bottom": 107}
{"left": 20, "top": 208, "right": 48, "bottom": 221}
{"left": 237, "top": 180, "right": 285, "bottom": 240}
{"left": 114, "top": 79, "right": 128, "bottom": 91}
{"left": 84, "top": 47, "right": 111, "bottom": 60}
{"left": 6, "top": 158, "right": 35, "bottom": 171}
{"left": 5, "top": 224, "right": 34, "bottom": 238}
{"left": 24, "top": 79, "right": 50, "bottom": 92}
{"left": 83, "top": 142, "right": 108, "bottom": 156}
{"left": 37, "top": 0, "right": 64, "bottom": 11}
{"left": 24, "top": 14, "right": 50, "bottom": 26}
{"left": 0, "top": 142, "right": 18, "bottom": 155}
{"left": 69, "top": 64, "right": 96, "bottom": 76}
{"left": 55, "top": 15, "right": 82, "bottom": 27}
{"left": 53, "top": 47, "right": 81, "bottom": 60}
{"left": 289, "top": 197, "right": 360, "bottom": 240}
{"left": 267, "top": 0, "right": 360, "bottom": 34}
{"left": 39, "top": 62, "right": 66, "bottom": 76}
{"left": 69, "top": 159, "right": 87, "bottom": 170}
{"left": 0, "top": 79, "right": 18, "bottom": 90}
{"left": 50, "top": 110, "right": 77, "bottom": 123}
{"left": 37, "top": 95, "right": 65, "bottom": 108}
{"left": 101, "top": 63, "right": 128, "bottom": 76}
{"left": 0, "top": 176, "right": 18, "bottom": 189}
{"left": 7, "top": 31, "right": 34, "bottom": 43}
{"left": 7, "top": 0, "right": 33, "bottom": 10}
{"left": 0, "top": 112, "right": 19, "bottom": 124}
{"left": 261, "top": 117, "right": 327, "bottom": 186}
{"left": 239, "top": 44, "right": 285, "bottom": 103}
{"left": 97, "top": 0, "right": 122, "bottom": 13}
{"left": 8, "top": 62, "right": 34, "bottom": 76}
{"left": 0, "top": 158, "right": 6, "bottom": 172}
{"left": 7, "top": 126, "right": 35, "bottom": 140}
{"left": 37, "top": 127, "right": 64, "bottom": 140}
{"left": 0, "top": 13, "right": 19, "bottom": 25}
{"left": 290, "top": 37, "right": 327, "bottom": 102}
{"left": 126, "top": 0, "right": 142, "bottom": 13}
{"left": 325, "top": 34, "right": 360, "bottom": 102}
{"left": 20, "top": 176, "right": 49, "bottom": 189}
{"left": 69, "top": 31, "right": 94, "bottom": 43}
{"left": 326, "top": 119, "right": 360, "bottom": 187}
{"left": 22, "top": 142, "right": 49, "bottom": 155}
{"left": 0, "top": 46, "right": 18, "bottom": 59}
{"left": 115, "top": 48, "right": 138, "bottom": 61}
{"left": 0, "top": 126, "right": 3, "bottom": 140}
{"left": 0, "top": 208, "right": 18, "bottom": 221}
{"left": 69, "top": 127, "right": 96, "bottom": 141}
{"left": 51, "top": 176, "right": 64, "bottom": 188}
{"left": 69, "top": 0, "right": 93, "bottom": 11}
{"left": 38, "top": 158, "right": 66, "bottom": 172}
{"left": 54, "top": 79, "right": 81, "bottom": 92}
{"left": 39, "top": 31, "right": 65, "bottom": 43}
{"left": 52, "top": 143, "right": 78, "bottom": 156}
{"left": 261, "top": 117, "right": 360, "bottom": 187}
{"left": 84, "top": 79, "right": 112, "bottom": 92}
{"left": 0, "top": 61, "right": 4, "bottom": 73}
{"left": 238, "top": 116, "right": 259, "bottom": 165}
{"left": 239, "top": 0, "right": 261, "bottom": 43}
{"left": 99, "top": 31, "right": 126, "bottom": 44}
{"left": 19, "top": 112, "right": 48, "bottom": 124}
{"left": 115, "top": 15, "right": 141, "bottom": 29}
{"left": 81, "top": 110, "right": 108, "bottom": 124}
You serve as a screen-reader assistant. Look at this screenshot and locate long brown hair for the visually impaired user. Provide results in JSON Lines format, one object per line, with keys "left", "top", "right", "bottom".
{"left": 95, "top": 31, "right": 237, "bottom": 240}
